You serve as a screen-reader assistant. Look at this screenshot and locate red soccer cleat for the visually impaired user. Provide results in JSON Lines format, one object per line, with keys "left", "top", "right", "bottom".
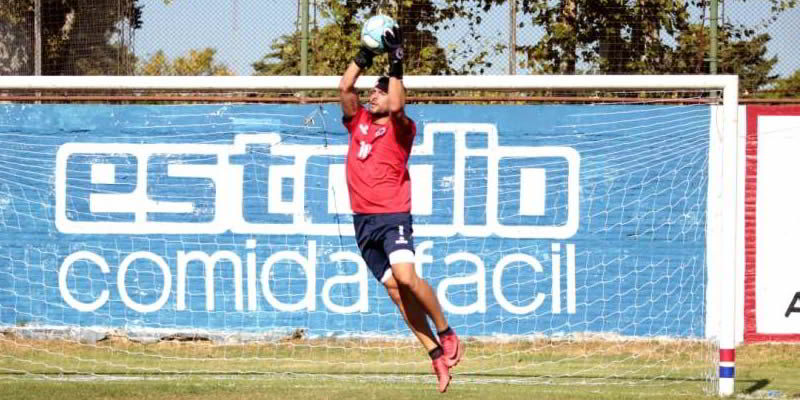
{"left": 439, "top": 331, "right": 464, "bottom": 368}
{"left": 432, "top": 356, "right": 451, "bottom": 393}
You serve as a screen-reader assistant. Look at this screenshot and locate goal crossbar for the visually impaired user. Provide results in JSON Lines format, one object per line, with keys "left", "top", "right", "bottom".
{"left": 0, "top": 74, "right": 737, "bottom": 92}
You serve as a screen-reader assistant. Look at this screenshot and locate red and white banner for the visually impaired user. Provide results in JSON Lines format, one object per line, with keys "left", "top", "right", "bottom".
{"left": 745, "top": 105, "right": 800, "bottom": 342}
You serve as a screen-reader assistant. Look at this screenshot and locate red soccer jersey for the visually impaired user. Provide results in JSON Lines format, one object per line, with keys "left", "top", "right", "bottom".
{"left": 343, "top": 106, "right": 416, "bottom": 214}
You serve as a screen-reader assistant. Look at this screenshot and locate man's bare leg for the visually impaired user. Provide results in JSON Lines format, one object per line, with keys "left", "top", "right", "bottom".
{"left": 383, "top": 276, "right": 439, "bottom": 351}
{"left": 390, "top": 262, "right": 449, "bottom": 332}
{"left": 391, "top": 262, "right": 465, "bottom": 369}
{"left": 384, "top": 274, "right": 451, "bottom": 393}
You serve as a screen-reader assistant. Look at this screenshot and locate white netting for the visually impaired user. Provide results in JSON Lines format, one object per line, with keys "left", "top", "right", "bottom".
{"left": 0, "top": 85, "right": 727, "bottom": 394}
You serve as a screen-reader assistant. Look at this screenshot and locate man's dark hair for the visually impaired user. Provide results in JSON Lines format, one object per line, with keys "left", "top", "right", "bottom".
{"left": 375, "top": 76, "right": 390, "bottom": 93}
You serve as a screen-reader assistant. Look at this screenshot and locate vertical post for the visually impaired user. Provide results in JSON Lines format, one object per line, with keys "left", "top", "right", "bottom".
{"left": 710, "top": 0, "right": 718, "bottom": 74}
{"left": 718, "top": 76, "right": 739, "bottom": 397}
{"left": 509, "top": 0, "right": 517, "bottom": 75}
{"left": 34, "top": 0, "right": 42, "bottom": 75}
{"left": 300, "top": 0, "right": 309, "bottom": 76}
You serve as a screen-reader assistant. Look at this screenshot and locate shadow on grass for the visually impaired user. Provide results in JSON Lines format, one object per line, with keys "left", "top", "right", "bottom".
{"left": 743, "top": 379, "right": 770, "bottom": 394}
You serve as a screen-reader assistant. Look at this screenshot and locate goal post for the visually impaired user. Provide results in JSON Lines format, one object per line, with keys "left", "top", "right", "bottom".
{"left": 0, "top": 74, "right": 739, "bottom": 396}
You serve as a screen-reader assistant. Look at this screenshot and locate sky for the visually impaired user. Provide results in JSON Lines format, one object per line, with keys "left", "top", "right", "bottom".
{"left": 134, "top": 0, "right": 800, "bottom": 77}
{"left": 135, "top": 0, "right": 298, "bottom": 75}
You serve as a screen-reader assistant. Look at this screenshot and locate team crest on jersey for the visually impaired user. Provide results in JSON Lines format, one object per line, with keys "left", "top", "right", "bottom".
{"left": 357, "top": 140, "right": 372, "bottom": 160}
{"left": 375, "top": 127, "right": 387, "bottom": 138}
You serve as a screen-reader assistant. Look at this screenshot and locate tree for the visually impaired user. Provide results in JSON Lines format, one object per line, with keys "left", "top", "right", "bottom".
{"left": 472, "top": 0, "right": 793, "bottom": 81}
{"left": 253, "top": 0, "right": 495, "bottom": 76}
{"left": 0, "top": 0, "right": 166, "bottom": 75}
{"left": 253, "top": 21, "right": 451, "bottom": 76}
{"left": 0, "top": 3, "right": 32, "bottom": 75}
{"left": 762, "top": 69, "right": 800, "bottom": 98}
{"left": 494, "top": 0, "right": 693, "bottom": 74}
{"left": 670, "top": 24, "right": 778, "bottom": 93}
{"left": 138, "top": 48, "right": 233, "bottom": 76}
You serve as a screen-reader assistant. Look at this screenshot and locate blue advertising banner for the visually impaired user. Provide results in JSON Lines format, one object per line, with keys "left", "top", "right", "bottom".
{"left": 0, "top": 103, "right": 709, "bottom": 338}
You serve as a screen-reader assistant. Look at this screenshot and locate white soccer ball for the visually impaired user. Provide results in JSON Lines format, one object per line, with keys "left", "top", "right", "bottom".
{"left": 361, "top": 15, "right": 397, "bottom": 54}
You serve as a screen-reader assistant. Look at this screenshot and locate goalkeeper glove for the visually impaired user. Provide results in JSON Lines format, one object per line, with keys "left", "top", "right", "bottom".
{"left": 383, "top": 25, "right": 404, "bottom": 79}
{"left": 353, "top": 46, "right": 375, "bottom": 70}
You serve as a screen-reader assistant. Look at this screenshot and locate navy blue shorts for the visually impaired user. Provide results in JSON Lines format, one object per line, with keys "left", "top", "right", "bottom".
{"left": 353, "top": 212, "right": 415, "bottom": 283}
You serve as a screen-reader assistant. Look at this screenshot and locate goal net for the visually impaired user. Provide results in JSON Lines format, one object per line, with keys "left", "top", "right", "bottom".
{"left": 0, "top": 75, "right": 738, "bottom": 395}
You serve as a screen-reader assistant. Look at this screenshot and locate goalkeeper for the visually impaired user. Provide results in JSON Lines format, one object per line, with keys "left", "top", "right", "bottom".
{"left": 338, "top": 22, "right": 464, "bottom": 393}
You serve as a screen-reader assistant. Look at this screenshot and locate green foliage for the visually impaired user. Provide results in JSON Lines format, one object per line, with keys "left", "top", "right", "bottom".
{"left": 475, "top": 0, "right": 694, "bottom": 74}
{"left": 775, "top": 69, "right": 800, "bottom": 91}
{"left": 0, "top": 1, "right": 32, "bottom": 24}
{"left": 671, "top": 24, "right": 779, "bottom": 92}
{"left": 253, "top": 24, "right": 384, "bottom": 76}
{"left": 1, "top": 0, "right": 795, "bottom": 97}
{"left": 0, "top": 0, "right": 172, "bottom": 75}
{"left": 0, "top": 0, "right": 141, "bottom": 75}
{"left": 254, "top": 0, "right": 498, "bottom": 76}
{"left": 717, "top": 32, "right": 779, "bottom": 93}
{"left": 762, "top": 68, "right": 800, "bottom": 98}
{"left": 477, "top": 0, "right": 790, "bottom": 94}
{"left": 252, "top": 23, "right": 450, "bottom": 76}
{"left": 263, "top": 0, "right": 794, "bottom": 93}
{"left": 138, "top": 48, "right": 232, "bottom": 76}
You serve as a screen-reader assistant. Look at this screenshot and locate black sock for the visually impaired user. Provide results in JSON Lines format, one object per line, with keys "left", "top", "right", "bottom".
{"left": 428, "top": 346, "right": 444, "bottom": 360}
{"left": 437, "top": 326, "right": 453, "bottom": 337}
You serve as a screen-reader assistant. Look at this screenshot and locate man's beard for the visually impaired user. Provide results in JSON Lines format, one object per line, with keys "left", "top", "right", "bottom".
{"left": 369, "top": 108, "right": 389, "bottom": 118}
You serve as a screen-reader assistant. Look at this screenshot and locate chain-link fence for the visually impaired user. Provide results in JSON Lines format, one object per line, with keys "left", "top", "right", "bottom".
{"left": 1, "top": 0, "right": 798, "bottom": 96}
{"left": 0, "top": 0, "right": 137, "bottom": 75}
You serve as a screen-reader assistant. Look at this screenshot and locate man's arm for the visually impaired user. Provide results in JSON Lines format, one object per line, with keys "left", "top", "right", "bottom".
{"left": 339, "top": 62, "right": 362, "bottom": 119}
{"left": 384, "top": 26, "right": 413, "bottom": 132}
{"left": 388, "top": 76, "right": 413, "bottom": 132}
{"left": 339, "top": 47, "right": 374, "bottom": 119}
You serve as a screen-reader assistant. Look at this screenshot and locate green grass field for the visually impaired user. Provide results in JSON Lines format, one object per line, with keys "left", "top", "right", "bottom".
{"left": 0, "top": 335, "right": 797, "bottom": 399}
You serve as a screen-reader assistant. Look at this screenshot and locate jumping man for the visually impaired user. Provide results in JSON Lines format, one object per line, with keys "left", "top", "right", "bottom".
{"left": 338, "top": 24, "right": 464, "bottom": 393}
